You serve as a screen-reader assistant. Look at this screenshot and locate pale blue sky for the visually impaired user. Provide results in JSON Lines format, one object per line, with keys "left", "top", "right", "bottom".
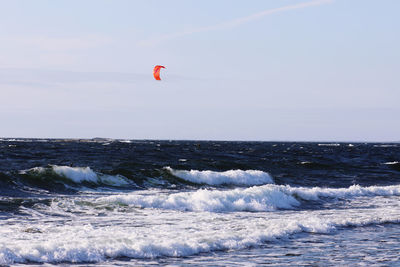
{"left": 0, "top": 0, "right": 399, "bottom": 141}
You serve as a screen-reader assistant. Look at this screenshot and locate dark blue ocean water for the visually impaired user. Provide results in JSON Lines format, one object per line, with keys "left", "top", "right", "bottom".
{"left": 0, "top": 139, "right": 399, "bottom": 266}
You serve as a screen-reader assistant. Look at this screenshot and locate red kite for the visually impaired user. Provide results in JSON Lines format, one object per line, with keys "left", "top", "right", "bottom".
{"left": 153, "top": 65, "right": 165, "bottom": 80}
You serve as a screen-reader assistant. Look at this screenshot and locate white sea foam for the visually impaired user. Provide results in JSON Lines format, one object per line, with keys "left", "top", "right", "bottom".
{"left": 384, "top": 161, "right": 399, "bottom": 165}
{"left": 98, "top": 186, "right": 299, "bottom": 212}
{"left": 119, "top": 140, "right": 132, "bottom": 143}
{"left": 1, "top": 194, "right": 400, "bottom": 265}
{"left": 97, "top": 184, "right": 400, "bottom": 213}
{"left": 165, "top": 167, "right": 274, "bottom": 186}
{"left": 259, "top": 184, "right": 400, "bottom": 203}
{"left": 53, "top": 166, "right": 99, "bottom": 183}
{"left": 318, "top": 143, "right": 340, "bottom": 147}
{"left": 282, "top": 184, "right": 400, "bottom": 201}
{"left": 373, "top": 144, "right": 397, "bottom": 148}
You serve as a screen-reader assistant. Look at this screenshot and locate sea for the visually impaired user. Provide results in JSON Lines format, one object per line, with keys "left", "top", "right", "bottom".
{"left": 0, "top": 138, "right": 399, "bottom": 266}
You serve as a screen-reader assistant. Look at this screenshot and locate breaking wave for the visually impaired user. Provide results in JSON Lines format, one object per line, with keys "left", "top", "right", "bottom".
{"left": 97, "top": 184, "right": 400, "bottom": 213}
{"left": 384, "top": 161, "right": 400, "bottom": 171}
{"left": 1, "top": 209, "right": 400, "bottom": 264}
{"left": 281, "top": 184, "right": 400, "bottom": 201}
{"left": 4, "top": 166, "right": 276, "bottom": 194}
{"left": 98, "top": 186, "right": 299, "bottom": 212}
{"left": 20, "top": 165, "right": 132, "bottom": 188}
{"left": 165, "top": 167, "right": 274, "bottom": 186}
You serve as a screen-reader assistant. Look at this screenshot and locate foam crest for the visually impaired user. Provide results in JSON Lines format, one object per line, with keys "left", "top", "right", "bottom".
{"left": 165, "top": 167, "right": 274, "bottom": 186}
{"left": 53, "top": 166, "right": 98, "bottom": 183}
{"left": 23, "top": 166, "right": 131, "bottom": 186}
{"left": 384, "top": 161, "right": 399, "bottom": 165}
{"left": 318, "top": 143, "right": 340, "bottom": 146}
{"left": 98, "top": 186, "right": 299, "bottom": 212}
{"left": 98, "top": 184, "right": 400, "bottom": 213}
{"left": 283, "top": 184, "right": 400, "bottom": 201}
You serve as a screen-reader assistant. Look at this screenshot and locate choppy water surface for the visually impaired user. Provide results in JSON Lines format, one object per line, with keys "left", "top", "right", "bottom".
{"left": 0, "top": 139, "right": 399, "bottom": 266}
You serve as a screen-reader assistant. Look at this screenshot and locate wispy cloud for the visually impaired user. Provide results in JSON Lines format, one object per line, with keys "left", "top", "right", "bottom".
{"left": 139, "top": 0, "right": 333, "bottom": 46}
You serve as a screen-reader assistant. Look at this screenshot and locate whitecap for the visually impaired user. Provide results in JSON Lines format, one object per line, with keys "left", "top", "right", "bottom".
{"left": 383, "top": 161, "right": 399, "bottom": 165}
{"left": 373, "top": 144, "right": 397, "bottom": 148}
{"left": 318, "top": 143, "right": 340, "bottom": 147}
{"left": 165, "top": 167, "right": 274, "bottom": 186}
{"left": 22, "top": 166, "right": 131, "bottom": 186}
{"left": 98, "top": 184, "right": 400, "bottom": 213}
{"left": 97, "top": 185, "right": 300, "bottom": 212}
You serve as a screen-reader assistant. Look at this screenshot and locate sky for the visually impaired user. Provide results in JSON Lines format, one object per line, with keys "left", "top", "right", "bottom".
{"left": 0, "top": 0, "right": 399, "bottom": 141}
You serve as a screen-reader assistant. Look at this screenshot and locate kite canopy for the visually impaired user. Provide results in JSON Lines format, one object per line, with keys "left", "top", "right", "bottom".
{"left": 153, "top": 65, "right": 165, "bottom": 80}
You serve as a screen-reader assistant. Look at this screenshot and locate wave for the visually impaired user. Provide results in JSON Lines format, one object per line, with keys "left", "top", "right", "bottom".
{"left": 97, "top": 184, "right": 400, "bottom": 213}
{"left": 98, "top": 186, "right": 299, "bottom": 212}
{"left": 165, "top": 167, "right": 274, "bottom": 186}
{"left": 373, "top": 144, "right": 398, "bottom": 148}
{"left": 118, "top": 140, "right": 132, "bottom": 143}
{"left": 318, "top": 143, "right": 340, "bottom": 147}
{"left": 383, "top": 161, "right": 400, "bottom": 171}
{"left": 282, "top": 184, "right": 400, "bottom": 201}
{"left": 1, "top": 206, "right": 400, "bottom": 264}
{"left": 384, "top": 161, "right": 399, "bottom": 165}
{"left": 5, "top": 166, "right": 277, "bottom": 195}
{"left": 19, "top": 165, "right": 132, "bottom": 188}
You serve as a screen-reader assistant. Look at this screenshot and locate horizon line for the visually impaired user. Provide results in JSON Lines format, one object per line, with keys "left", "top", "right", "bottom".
{"left": 1, "top": 137, "right": 398, "bottom": 144}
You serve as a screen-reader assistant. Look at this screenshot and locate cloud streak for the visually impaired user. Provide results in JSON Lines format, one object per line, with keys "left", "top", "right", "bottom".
{"left": 139, "top": 0, "right": 333, "bottom": 46}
